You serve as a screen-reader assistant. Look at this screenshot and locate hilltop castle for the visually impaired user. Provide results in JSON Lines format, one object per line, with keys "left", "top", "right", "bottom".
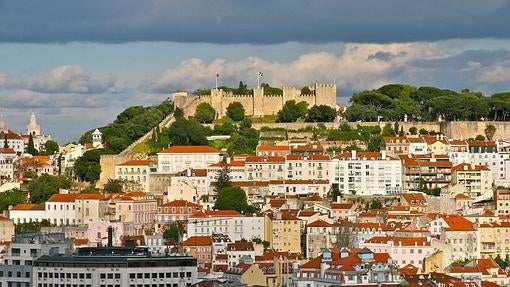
{"left": 172, "top": 83, "right": 337, "bottom": 118}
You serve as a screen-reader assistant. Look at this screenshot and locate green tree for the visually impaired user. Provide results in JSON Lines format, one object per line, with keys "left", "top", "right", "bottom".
{"left": 475, "top": 135, "right": 486, "bottom": 141}
{"left": 382, "top": 123, "right": 396, "bottom": 136}
{"left": 3, "top": 134, "right": 7, "bottom": 148}
{"left": 484, "top": 124, "right": 496, "bottom": 141}
{"left": 277, "top": 100, "right": 308, "bottom": 122}
{"left": 344, "top": 104, "right": 378, "bottom": 122}
{"left": 215, "top": 164, "right": 232, "bottom": 192}
{"left": 0, "top": 188, "right": 26, "bottom": 212}
{"left": 370, "top": 199, "right": 383, "bottom": 209}
{"left": 409, "top": 127, "right": 418, "bottom": 135}
{"left": 329, "top": 185, "right": 342, "bottom": 200}
{"left": 103, "top": 179, "right": 123, "bottom": 193}
{"left": 28, "top": 174, "right": 72, "bottom": 204}
{"left": 226, "top": 102, "right": 246, "bottom": 121}
{"left": 15, "top": 219, "right": 52, "bottom": 234}
{"left": 163, "top": 223, "right": 182, "bottom": 243}
{"left": 214, "top": 186, "right": 253, "bottom": 213}
{"left": 74, "top": 149, "right": 104, "bottom": 182}
{"left": 194, "top": 102, "right": 216, "bottom": 124}
{"left": 494, "top": 255, "right": 508, "bottom": 268}
{"left": 42, "top": 140, "right": 59, "bottom": 155}
{"left": 27, "top": 133, "right": 37, "bottom": 155}
{"left": 168, "top": 118, "right": 208, "bottom": 146}
{"left": 419, "top": 128, "right": 429, "bottom": 135}
{"left": 306, "top": 105, "right": 337, "bottom": 122}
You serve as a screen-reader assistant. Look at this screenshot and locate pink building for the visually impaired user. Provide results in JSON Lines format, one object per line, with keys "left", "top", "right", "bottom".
{"left": 157, "top": 200, "right": 200, "bottom": 223}
{"left": 359, "top": 236, "right": 434, "bottom": 270}
{"left": 182, "top": 235, "right": 213, "bottom": 268}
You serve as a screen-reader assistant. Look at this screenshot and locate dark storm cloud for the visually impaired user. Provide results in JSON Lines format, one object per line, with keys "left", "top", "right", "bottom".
{"left": 1, "top": 0, "right": 510, "bottom": 44}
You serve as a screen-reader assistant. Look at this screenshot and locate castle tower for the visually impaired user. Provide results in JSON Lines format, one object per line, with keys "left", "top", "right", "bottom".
{"left": 314, "top": 83, "right": 337, "bottom": 108}
{"left": 210, "top": 88, "right": 224, "bottom": 119}
{"left": 92, "top": 129, "right": 103, "bottom": 148}
{"left": 0, "top": 110, "right": 6, "bottom": 133}
{"left": 253, "top": 87, "right": 264, "bottom": 116}
{"left": 26, "top": 112, "right": 41, "bottom": 136}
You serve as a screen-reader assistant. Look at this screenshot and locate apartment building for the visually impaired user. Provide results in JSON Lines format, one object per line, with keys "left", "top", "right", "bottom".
{"left": 332, "top": 151, "right": 402, "bottom": 196}
{"left": 451, "top": 163, "right": 493, "bottom": 197}
{"left": 157, "top": 145, "right": 221, "bottom": 173}
{"left": 264, "top": 211, "right": 302, "bottom": 254}
{"left": 114, "top": 159, "right": 153, "bottom": 193}
{"left": 401, "top": 154, "right": 452, "bottom": 192}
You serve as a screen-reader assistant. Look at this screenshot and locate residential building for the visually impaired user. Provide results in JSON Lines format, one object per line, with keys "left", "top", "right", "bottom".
{"left": 285, "top": 154, "right": 330, "bottom": 181}
{"left": 295, "top": 248, "right": 400, "bottom": 287}
{"left": 74, "top": 193, "right": 110, "bottom": 225}
{"left": 359, "top": 236, "right": 434, "bottom": 270}
{"left": 115, "top": 159, "right": 153, "bottom": 193}
{"left": 114, "top": 192, "right": 158, "bottom": 231}
{"left": 157, "top": 145, "right": 221, "bottom": 174}
{"left": 400, "top": 193, "right": 428, "bottom": 213}
{"left": 264, "top": 211, "right": 302, "bottom": 254}
{"left": 479, "top": 221, "right": 510, "bottom": 260}
{"left": 332, "top": 151, "right": 402, "bottom": 196}
{"left": 45, "top": 193, "right": 78, "bottom": 226}
{"left": 495, "top": 188, "right": 510, "bottom": 215}
{"left": 401, "top": 154, "right": 451, "bottom": 192}
{"left": 157, "top": 200, "right": 200, "bottom": 222}
{"left": 182, "top": 235, "right": 213, "bottom": 268}
{"left": 245, "top": 155, "right": 285, "bottom": 181}
{"left": 423, "top": 135, "right": 449, "bottom": 155}
{"left": 168, "top": 169, "right": 206, "bottom": 203}
{"left": 468, "top": 140, "right": 502, "bottom": 181}
{"left": 226, "top": 241, "right": 255, "bottom": 267}
{"left": 0, "top": 215, "right": 14, "bottom": 242}
{"left": 381, "top": 136, "right": 409, "bottom": 157}
{"left": 268, "top": 179, "right": 330, "bottom": 198}
{"left": 256, "top": 144, "right": 291, "bottom": 157}
{"left": 0, "top": 147, "right": 16, "bottom": 180}
{"left": 8, "top": 203, "right": 46, "bottom": 224}
{"left": 451, "top": 163, "right": 493, "bottom": 197}
{"left": 330, "top": 202, "right": 357, "bottom": 221}
{"left": 0, "top": 129, "right": 24, "bottom": 154}
{"left": 305, "top": 220, "right": 354, "bottom": 259}
{"left": 448, "top": 139, "right": 469, "bottom": 166}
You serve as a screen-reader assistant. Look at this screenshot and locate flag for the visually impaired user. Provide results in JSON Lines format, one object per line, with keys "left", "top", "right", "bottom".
{"left": 258, "top": 72, "right": 263, "bottom": 77}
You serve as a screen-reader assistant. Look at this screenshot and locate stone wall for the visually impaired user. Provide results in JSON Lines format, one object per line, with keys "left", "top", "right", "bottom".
{"left": 173, "top": 83, "right": 337, "bottom": 119}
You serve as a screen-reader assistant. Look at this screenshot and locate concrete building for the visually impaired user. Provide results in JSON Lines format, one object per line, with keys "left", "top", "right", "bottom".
{"left": 331, "top": 151, "right": 402, "bottom": 196}
{"left": 495, "top": 188, "right": 510, "bottom": 216}
{"left": 451, "top": 163, "right": 493, "bottom": 197}
{"left": 0, "top": 147, "right": 16, "bottom": 180}
{"left": 264, "top": 211, "right": 302, "bottom": 254}
{"left": 74, "top": 193, "right": 110, "bottom": 225}
{"left": 0, "top": 233, "right": 71, "bottom": 287}
{"left": 33, "top": 247, "right": 197, "bottom": 287}
{"left": 0, "top": 215, "right": 14, "bottom": 242}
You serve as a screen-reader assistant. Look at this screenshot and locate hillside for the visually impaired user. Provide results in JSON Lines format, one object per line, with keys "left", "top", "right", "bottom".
{"left": 79, "top": 100, "right": 173, "bottom": 154}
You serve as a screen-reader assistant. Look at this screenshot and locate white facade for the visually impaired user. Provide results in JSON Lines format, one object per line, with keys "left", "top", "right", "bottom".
{"left": 331, "top": 151, "right": 402, "bottom": 196}
{"left": 45, "top": 197, "right": 76, "bottom": 226}
{"left": 186, "top": 212, "right": 264, "bottom": 242}
{"left": 157, "top": 146, "right": 221, "bottom": 174}
{"left": 0, "top": 148, "right": 16, "bottom": 180}
{"left": 8, "top": 204, "right": 46, "bottom": 224}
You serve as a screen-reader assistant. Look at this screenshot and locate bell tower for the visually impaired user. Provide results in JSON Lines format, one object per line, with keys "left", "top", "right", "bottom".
{"left": 26, "top": 112, "right": 41, "bottom": 136}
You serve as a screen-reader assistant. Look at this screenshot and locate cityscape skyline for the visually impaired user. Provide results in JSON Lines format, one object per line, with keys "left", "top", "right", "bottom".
{"left": 2, "top": 1, "right": 510, "bottom": 142}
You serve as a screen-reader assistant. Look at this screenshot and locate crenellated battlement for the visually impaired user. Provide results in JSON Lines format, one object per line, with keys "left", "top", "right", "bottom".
{"left": 173, "top": 82, "right": 336, "bottom": 118}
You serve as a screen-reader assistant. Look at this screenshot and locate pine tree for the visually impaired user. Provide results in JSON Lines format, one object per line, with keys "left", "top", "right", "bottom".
{"left": 3, "top": 134, "right": 8, "bottom": 148}
{"left": 27, "top": 133, "right": 37, "bottom": 155}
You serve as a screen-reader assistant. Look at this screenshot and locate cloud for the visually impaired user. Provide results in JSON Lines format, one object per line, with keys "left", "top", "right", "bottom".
{"left": 146, "top": 43, "right": 444, "bottom": 95}
{"left": 2, "top": 0, "right": 510, "bottom": 44}
{"left": 0, "top": 65, "right": 119, "bottom": 94}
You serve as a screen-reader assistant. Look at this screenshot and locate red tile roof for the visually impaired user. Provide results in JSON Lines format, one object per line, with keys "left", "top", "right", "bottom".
{"left": 365, "top": 236, "right": 430, "bottom": 246}
{"left": 452, "top": 163, "right": 490, "bottom": 172}
{"left": 441, "top": 215, "right": 476, "bottom": 231}
{"left": 117, "top": 159, "right": 153, "bottom": 166}
{"left": 256, "top": 145, "right": 291, "bottom": 151}
{"left": 182, "top": 236, "right": 213, "bottom": 246}
{"left": 160, "top": 145, "right": 219, "bottom": 154}
{"left": 0, "top": 130, "right": 22, "bottom": 140}
{"left": 245, "top": 156, "right": 285, "bottom": 163}
{"left": 208, "top": 160, "right": 245, "bottom": 167}
{"left": 190, "top": 210, "right": 241, "bottom": 218}
{"left": 160, "top": 200, "right": 200, "bottom": 209}
{"left": 330, "top": 203, "right": 355, "bottom": 210}
{"left": 307, "top": 219, "right": 332, "bottom": 228}
{"left": 227, "top": 241, "right": 254, "bottom": 251}
{"left": 0, "top": 148, "right": 15, "bottom": 154}
{"left": 11, "top": 203, "right": 45, "bottom": 211}
{"left": 468, "top": 140, "right": 496, "bottom": 147}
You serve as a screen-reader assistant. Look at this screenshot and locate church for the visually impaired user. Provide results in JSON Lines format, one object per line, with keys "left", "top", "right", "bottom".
{"left": 0, "top": 111, "right": 52, "bottom": 155}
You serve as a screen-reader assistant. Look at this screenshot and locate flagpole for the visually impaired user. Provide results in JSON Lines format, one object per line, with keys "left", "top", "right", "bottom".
{"left": 257, "top": 74, "right": 260, "bottom": 89}
{"left": 215, "top": 74, "right": 218, "bottom": 90}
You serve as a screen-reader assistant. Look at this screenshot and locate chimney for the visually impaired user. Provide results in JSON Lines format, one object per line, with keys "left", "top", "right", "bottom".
{"left": 471, "top": 163, "right": 475, "bottom": 170}
{"left": 440, "top": 134, "right": 444, "bottom": 140}
{"left": 186, "top": 167, "right": 191, "bottom": 177}
{"left": 351, "top": 150, "right": 356, "bottom": 160}
{"left": 381, "top": 150, "right": 386, "bottom": 160}
{"left": 436, "top": 134, "right": 439, "bottom": 140}
{"left": 107, "top": 226, "right": 114, "bottom": 248}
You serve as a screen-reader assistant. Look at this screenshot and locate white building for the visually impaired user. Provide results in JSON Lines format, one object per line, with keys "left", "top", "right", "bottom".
{"left": 331, "top": 151, "right": 402, "bottom": 196}
{"left": 24, "top": 112, "right": 51, "bottom": 152}
{"left": 157, "top": 145, "right": 221, "bottom": 174}
{"left": 115, "top": 159, "right": 153, "bottom": 193}
{"left": 186, "top": 210, "right": 264, "bottom": 242}
{"left": 44, "top": 193, "right": 78, "bottom": 226}
{"left": 0, "top": 147, "right": 16, "bottom": 180}
{"left": 451, "top": 163, "right": 493, "bottom": 197}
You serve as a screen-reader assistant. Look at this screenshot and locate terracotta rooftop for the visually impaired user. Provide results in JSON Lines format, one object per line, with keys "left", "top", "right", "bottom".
{"left": 182, "top": 236, "right": 213, "bottom": 246}
{"left": 256, "top": 145, "right": 291, "bottom": 151}
{"left": 441, "top": 214, "right": 476, "bottom": 231}
{"left": 452, "top": 163, "right": 490, "bottom": 172}
{"left": 11, "top": 203, "right": 45, "bottom": 211}
{"left": 117, "top": 159, "right": 153, "bottom": 166}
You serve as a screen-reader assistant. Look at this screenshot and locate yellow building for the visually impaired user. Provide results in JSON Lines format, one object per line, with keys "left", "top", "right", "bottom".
{"left": 114, "top": 159, "right": 153, "bottom": 193}
{"left": 264, "top": 211, "right": 302, "bottom": 254}
{"left": 479, "top": 222, "right": 510, "bottom": 260}
{"left": 496, "top": 189, "right": 510, "bottom": 216}
{"left": 451, "top": 163, "right": 493, "bottom": 197}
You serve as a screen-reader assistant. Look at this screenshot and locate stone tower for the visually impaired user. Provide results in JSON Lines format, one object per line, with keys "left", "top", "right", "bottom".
{"left": 0, "top": 110, "right": 6, "bottom": 132}
{"left": 26, "top": 112, "right": 41, "bottom": 136}
{"left": 92, "top": 129, "right": 103, "bottom": 148}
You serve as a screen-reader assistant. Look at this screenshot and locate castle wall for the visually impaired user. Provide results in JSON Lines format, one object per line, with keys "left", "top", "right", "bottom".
{"left": 253, "top": 88, "right": 264, "bottom": 116}
{"left": 315, "top": 83, "right": 337, "bottom": 107}
{"left": 262, "top": 95, "right": 284, "bottom": 116}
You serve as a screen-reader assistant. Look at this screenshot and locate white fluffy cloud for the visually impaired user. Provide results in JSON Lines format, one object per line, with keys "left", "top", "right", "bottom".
{"left": 0, "top": 65, "right": 119, "bottom": 94}
{"left": 147, "top": 43, "right": 444, "bottom": 94}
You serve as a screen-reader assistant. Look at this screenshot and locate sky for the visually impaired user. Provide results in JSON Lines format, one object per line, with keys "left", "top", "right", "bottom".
{"left": 1, "top": 0, "right": 510, "bottom": 142}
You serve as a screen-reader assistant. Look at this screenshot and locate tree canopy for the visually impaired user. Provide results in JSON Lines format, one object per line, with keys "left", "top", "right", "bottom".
{"left": 345, "top": 84, "right": 510, "bottom": 122}
{"left": 306, "top": 105, "right": 337, "bottom": 122}
{"left": 74, "top": 149, "right": 104, "bottom": 182}
{"left": 194, "top": 102, "right": 216, "bottom": 124}
{"left": 168, "top": 117, "right": 209, "bottom": 146}
{"left": 277, "top": 100, "right": 308, "bottom": 122}
{"left": 214, "top": 186, "right": 254, "bottom": 213}
{"left": 226, "top": 102, "right": 246, "bottom": 121}
{"left": 0, "top": 188, "right": 26, "bottom": 212}
{"left": 28, "top": 174, "right": 72, "bottom": 204}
